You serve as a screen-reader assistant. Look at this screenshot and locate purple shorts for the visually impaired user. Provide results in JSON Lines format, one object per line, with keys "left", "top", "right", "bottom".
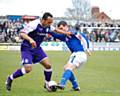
{"left": 21, "top": 47, "right": 47, "bottom": 65}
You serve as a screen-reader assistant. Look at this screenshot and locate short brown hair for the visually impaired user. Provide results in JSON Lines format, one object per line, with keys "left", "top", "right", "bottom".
{"left": 57, "top": 21, "right": 68, "bottom": 27}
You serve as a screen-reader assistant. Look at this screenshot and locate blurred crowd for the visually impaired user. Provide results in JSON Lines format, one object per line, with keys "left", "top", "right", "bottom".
{"left": 0, "top": 19, "right": 120, "bottom": 43}
{"left": 0, "top": 19, "right": 24, "bottom": 43}
{"left": 74, "top": 22, "right": 120, "bottom": 42}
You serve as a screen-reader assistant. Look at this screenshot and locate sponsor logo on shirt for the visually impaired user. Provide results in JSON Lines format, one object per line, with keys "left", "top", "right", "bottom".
{"left": 46, "top": 28, "right": 49, "bottom": 32}
{"left": 38, "top": 28, "right": 43, "bottom": 31}
{"left": 37, "top": 32, "right": 46, "bottom": 36}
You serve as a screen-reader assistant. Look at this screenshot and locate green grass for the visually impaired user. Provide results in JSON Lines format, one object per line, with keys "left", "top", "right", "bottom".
{"left": 0, "top": 50, "right": 120, "bottom": 96}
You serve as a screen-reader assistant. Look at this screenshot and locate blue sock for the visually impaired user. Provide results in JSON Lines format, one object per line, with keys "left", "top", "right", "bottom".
{"left": 60, "top": 69, "right": 72, "bottom": 86}
{"left": 69, "top": 72, "right": 78, "bottom": 89}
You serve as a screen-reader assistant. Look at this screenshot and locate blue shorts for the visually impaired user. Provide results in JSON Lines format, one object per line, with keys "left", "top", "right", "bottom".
{"left": 21, "top": 47, "right": 47, "bottom": 65}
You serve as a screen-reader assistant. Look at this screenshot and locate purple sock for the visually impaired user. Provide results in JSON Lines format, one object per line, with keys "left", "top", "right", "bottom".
{"left": 8, "top": 76, "right": 12, "bottom": 82}
{"left": 44, "top": 69, "right": 52, "bottom": 82}
{"left": 10, "top": 68, "right": 24, "bottom": 80}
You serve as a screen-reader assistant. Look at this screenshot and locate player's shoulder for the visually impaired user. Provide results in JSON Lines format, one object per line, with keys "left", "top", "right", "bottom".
{"left": 28, "top": 18, "right": 40, "bottom": 26}
{"left": 69, "top": 28, "right": 76, "bottom": 34}
{"left": 25, "top": 18, "right": 40, "bottom": 29}
{"left": 80, "top": 32, "right": 87, "bottom": 38}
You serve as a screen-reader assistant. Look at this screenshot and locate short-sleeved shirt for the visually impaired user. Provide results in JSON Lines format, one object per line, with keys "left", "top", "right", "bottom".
{"left": 20, "top": 19, "right": 55, "bottom": 64}
{"left": 21, "top": 18, "right": 55, "bottom": 50}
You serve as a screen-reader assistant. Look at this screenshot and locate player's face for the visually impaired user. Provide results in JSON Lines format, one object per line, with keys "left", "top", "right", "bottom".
{"left": 42, "top": 17, "right": 53, "bottom": 27}
{"left": 58, "top": 25, "right": 68, "bottom": 31}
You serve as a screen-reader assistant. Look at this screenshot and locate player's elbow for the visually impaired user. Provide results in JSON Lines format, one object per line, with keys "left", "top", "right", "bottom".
{"left": 20, "top": 32, "right": 26, "bottom": 39}
{"left": 20, "top": 32, "right": 24, "bottom": 36}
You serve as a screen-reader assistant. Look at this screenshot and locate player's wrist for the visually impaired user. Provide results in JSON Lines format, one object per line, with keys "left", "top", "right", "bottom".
{"left": 29, "top": 39, "right": 37, "bottom": 48}
{"left": 66, "top": 31, "right": 72, "bottom": 35}
{"left": 85, "top": 49, "right": 92, "bottom": 56}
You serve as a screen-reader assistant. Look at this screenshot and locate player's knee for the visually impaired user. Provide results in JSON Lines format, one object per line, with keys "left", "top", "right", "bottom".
{"left": 64, "top": 64, "right": 69, "bottom": 70}
{"left": 64, "top": 64, "right": 75, "bottom": 71}
{"left": 44, "top": 64, "right": 52, "bottom": 69}
{"left": 25, "top": 67, "right": 32, "bottom": 73}
{"left": 24, "top": 65, "right": 32, "bottom": 73}
{"left": 63, "top": 66, "right": 66, "bottom": 71}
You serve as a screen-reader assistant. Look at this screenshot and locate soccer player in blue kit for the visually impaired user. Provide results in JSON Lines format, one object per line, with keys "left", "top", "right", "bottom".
{"left": 49, "top": 21, "right": 91, "bottom": 91}
{"left": 5, "top": 13, "right": 72, "bottom": 91}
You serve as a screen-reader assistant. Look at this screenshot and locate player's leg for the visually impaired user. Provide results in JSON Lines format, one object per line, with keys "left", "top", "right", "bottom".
{"left": 35, "top": 48, "right": 52, "bottom": 84}
{"left": 40, "top": 57, "right": 52, "bottom": 91}
{"left": 6, "top": 64, "right": 32, "bottom": 90}
{"left": 57, "top": 52, "right": 84, "bottom": 90}
{"left": 57, "top": 63, "right": 76, "bottom": 90}
{"left": 6, "top": 51, "right": 33, "bottom": 91}
{"left": 64, "top": 62, "right": 80, "bottom": 91}
{"left": 57, "top": 64, "right": 80, "bottom": 91}
{"left": 33, "top": 48, "right": 52, "bottom": 91}
{"left": 68, "top": 52, "right": 87, "bottom": 91}
{"left": 40, "top": 57, "right": 52, "bottom": 83}
{"left": 69, "top": 71, "right": 80, "bottom": 91}
{"left": 57, "top": 52, "right": 77, "bottom": 89}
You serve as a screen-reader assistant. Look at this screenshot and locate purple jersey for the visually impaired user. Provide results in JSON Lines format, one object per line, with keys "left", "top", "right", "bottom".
{"left": 21, "top": 19, "right": 55, "bottom": 50}
{"left": 20, "top": 19, "right": 55, "bottom": 64}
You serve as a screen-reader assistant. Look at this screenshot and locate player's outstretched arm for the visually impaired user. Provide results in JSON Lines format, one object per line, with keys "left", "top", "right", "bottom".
{"left": 54, "top": 28, "right": 72, "bottom": 36}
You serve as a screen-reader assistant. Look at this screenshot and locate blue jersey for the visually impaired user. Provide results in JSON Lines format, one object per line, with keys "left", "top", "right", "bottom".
{"left": 49, "top": 30, "right": 90, "bottom": 53}
{"left": 20, "top": 19, "right": 55, "bottom": 50}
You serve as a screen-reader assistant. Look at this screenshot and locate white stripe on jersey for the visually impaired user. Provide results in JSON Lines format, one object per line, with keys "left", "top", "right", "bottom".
{"left": 81, "top": 35, "right": 88, "bottom": 51}
{"left": 21, "top": 19, "right": 40, "bottom": 34}
{"left": 50, "top": 25, "right": 55, "bottom": 31}
{"left": 75, "top": 32, "right": 89, "bottom": 51}
{"left": 21, "top": 18, "right": 55, "bottom": 34}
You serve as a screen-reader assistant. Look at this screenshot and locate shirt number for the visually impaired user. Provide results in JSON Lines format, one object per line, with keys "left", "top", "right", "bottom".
{"left": 71, "top": 55, "right": 76, "bottom": 63}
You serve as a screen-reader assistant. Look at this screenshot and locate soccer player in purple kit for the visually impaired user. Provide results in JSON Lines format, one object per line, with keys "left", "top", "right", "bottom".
{"left": 5, "top": 12, "right": 71, "bottom": 92}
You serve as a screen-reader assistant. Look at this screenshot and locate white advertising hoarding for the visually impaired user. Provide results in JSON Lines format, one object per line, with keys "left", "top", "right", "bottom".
{"left": 0, "top": 42, "right": 120, "bottom": 51}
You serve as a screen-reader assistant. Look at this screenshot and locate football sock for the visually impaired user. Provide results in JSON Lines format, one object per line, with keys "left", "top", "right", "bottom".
{"left": 69, "top": 71, "right": 79, "bottom": 89}
{"left": 60, "top": 69, "right": 72, "bottom": 86}
{"left": 9, "top": 67, "right": 26, "bottom": 80}
{"left": 44, "top": 68, "right": 52, "bottom": 83}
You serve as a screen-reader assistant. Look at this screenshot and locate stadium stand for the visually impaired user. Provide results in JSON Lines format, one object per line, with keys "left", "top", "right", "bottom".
{"left": 0, "top": 17, "right": 120, "bottom": 43}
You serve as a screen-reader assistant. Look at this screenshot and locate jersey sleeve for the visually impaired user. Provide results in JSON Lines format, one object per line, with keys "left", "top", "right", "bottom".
{"left": 81, "top": 33, "right": 90, "bottom": 50}
{"left": 50, "top": 25, "right": 55, "bottom": 31}
{"left": 76, "top": 32, "right": 90, "bottom": 50}
{"left": 20, "top": 19, "right": 40, "bottom": 34}
{"left": 48, "top": 32, "right": 66, "bottom": 41}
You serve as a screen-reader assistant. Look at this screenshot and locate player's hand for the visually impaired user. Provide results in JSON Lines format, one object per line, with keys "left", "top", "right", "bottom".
{"left": 66, "top": 31, "right": 72, "bottom": 38}
{"left": 86, "top": 49, "right": 92, "bottom": 56}
{"left": 30, "top": 40, "right": 37, "bottom": 48}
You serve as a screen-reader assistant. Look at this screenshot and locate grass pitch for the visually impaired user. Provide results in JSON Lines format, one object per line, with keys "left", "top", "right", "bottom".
{"left": 0, "top": 50, "right": 120, "bottom": 96}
